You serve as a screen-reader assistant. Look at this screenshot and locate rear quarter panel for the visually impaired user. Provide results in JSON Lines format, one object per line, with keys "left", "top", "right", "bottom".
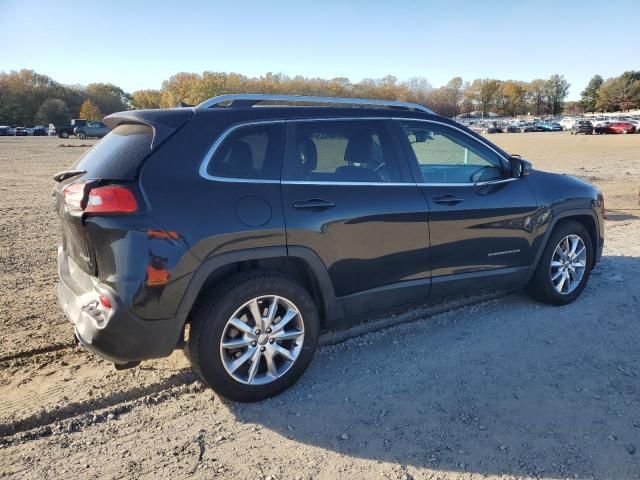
{"left": 134, "top": 111, "right": 286, "bottom": 319}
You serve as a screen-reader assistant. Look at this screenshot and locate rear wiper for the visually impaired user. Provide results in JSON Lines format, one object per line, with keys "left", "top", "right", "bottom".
{"left": 53, "top": 169, "right": 87, "bottom": 182}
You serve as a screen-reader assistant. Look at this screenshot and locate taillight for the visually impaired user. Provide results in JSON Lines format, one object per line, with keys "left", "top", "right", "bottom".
{"left": 62, "top": 181, "right": 138, "bottom": 214}
{"left": 85, "top": 185, "right": 138, "bottom": 214}
{"left": 62, "top": 182, "right": 88, "bottom": 212}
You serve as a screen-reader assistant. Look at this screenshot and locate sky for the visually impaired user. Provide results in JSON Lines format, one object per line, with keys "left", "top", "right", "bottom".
{"left": 1, "top": 0, "right": 638, "bottom": 100}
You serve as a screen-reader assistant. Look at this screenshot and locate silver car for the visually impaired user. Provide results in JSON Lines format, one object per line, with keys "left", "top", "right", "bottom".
{"left": 74, "top": 121, "right": 110, "bottom": 139}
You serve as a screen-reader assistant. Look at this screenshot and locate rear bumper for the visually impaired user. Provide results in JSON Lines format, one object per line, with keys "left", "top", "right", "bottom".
{"left": 57, "top": 247, "right": 185, "bottom": 364}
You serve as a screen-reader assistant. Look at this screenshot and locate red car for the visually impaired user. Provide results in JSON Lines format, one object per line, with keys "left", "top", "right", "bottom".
{"left": 594, "top": 122, "right": 636, "bottom": 134}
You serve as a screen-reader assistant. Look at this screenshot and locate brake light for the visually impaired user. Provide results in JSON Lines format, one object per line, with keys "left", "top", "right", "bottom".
{"left": 63, "top": 181, "right": 138, "bottom": 214}
{"left": 85, "top": 185, "right": 138, "bottom": 214}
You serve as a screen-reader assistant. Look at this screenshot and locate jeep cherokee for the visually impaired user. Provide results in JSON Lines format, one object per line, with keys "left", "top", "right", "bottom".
{"left": 54, "top": 94, "right": 605, "bottom": 402}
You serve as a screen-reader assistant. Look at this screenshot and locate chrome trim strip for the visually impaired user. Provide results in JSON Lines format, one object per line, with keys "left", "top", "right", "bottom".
{"left": 196, "top": 94, "right": 434, "bottom": 114}
{"left": 281, "top": 180, "right": 411, "bottom": 187}
{"left": 199, "top": 117, "right": 515, "bottom": 186}
{"left": 417, "top": 178, "right": 518, "bottom": 187}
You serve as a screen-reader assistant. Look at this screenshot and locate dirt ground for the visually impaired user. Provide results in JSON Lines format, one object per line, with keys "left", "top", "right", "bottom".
{"left": 0, "top": 133, "right": 639, "bottom": 480}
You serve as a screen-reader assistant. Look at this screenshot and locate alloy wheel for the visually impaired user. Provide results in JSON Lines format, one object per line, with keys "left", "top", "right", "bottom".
{"left": 550, "top": 234, "right": 587, "bottom": 294}
{"left": 219, "top": 295, "right": 304, "bottom": 385}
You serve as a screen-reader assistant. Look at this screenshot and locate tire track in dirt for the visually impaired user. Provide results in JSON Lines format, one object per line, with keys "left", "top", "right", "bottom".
{"left": 0, "top": 290, "right": 507, "bottom": 442}
{"left": 0, "top": 341, "right": 75, "bottom": 363}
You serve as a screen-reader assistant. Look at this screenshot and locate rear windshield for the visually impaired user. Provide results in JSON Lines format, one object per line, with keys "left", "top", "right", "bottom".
{"left": 73, "top": 124, "right": 153, "bottom": 179}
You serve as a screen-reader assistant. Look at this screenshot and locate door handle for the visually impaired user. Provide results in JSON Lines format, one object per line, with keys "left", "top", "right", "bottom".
{"left": 432, "top": 194, "right": 464, "bottom": 205}
{"left": 293, "top": 199, "right": 336, "bottom": 211}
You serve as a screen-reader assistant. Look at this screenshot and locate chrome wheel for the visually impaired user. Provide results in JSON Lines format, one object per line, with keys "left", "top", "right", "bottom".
{"left": 219, "top": 295, "right": 304, "bottom": 385}
{"left": 550, "top": 234, "right": 587, "bottom": 294}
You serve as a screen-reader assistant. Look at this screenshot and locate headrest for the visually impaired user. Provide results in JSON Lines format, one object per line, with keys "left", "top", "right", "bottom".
{"left": 227, "top": 140, "right": 253, "bottom": 172}
{"left": 344, "top": 131, "right": 374, "bottom": 164}
{"left": 297, "top": 137, "right": 317, "bottom": 173}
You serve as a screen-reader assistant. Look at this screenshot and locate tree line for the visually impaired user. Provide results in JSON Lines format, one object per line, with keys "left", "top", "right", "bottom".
{"left": 578, "top": 72, "right": 640, "bottom": 113}
{"left": 1, "top": 68, "right": 638, "bottom": 126}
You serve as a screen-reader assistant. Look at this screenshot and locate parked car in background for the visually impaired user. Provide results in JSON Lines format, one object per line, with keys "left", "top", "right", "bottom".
{"left": 0, "top": 126, "right": 10, "bottom": 136}
{"left": 623, "top": 119, "right": 640, "bottom": 133}
{"left": 521, "top": 124, "right": 537, "bottom": 132}
{"left": 559, "top": 118, "right": 577, "bottom": 130}
{"left": 14, "top": 127, "right": 28, "bottom": 136}
{"left": 33, "top": 126, "right": 48, "bottom": 136}
{"left": 53, "top": 94, "right": 605, "bottom": 401}
{"left": 571, "top": 120, "right": 594, "bottom": 135}
{"left": 482, "top": 124, "right": 503, "bottom": 134}
{"left": 56, "top": 119, "right": 89, "bottom": 138}
{"left": 73, "top": 121, "right": 110, "bottom": 139}
{"left": 504, "top": 125, "right": 520, "bottom": 133}
{"left": 536, "top": 122, "right": 562, "bottom": 132}
{"left": 595, "top": 122, "right": 636, "bottom": 134}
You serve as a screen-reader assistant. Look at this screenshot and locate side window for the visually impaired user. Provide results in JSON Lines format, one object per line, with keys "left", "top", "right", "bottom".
{"left": 207, "top": 123, "right": 284, "bottom": 180}
{"left": 284, "top": 120, "right": 403, "bottom": 183}
{"left": 400, "top": 121, "right": 505, "bottom": 184}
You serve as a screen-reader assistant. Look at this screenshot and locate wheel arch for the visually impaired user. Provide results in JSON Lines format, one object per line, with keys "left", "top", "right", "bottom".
{"left": 177, "top": 246, "right": 341, "bottom": 331}
{"left": 526, "top": 209, "right": 601, "bottom": 282}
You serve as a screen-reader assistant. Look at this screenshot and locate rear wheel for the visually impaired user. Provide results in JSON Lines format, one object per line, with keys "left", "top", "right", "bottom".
{"left": 78, "top": 131, "right": 87, "bottom": 139}
{"left": 60, "top": 131, "right": 69, "bottom": 139}
{"left": 527, "top": 220, "right": 593, "bottom": 306}
{"left": 188, "top": 272, "right": 319, "bottom": 402}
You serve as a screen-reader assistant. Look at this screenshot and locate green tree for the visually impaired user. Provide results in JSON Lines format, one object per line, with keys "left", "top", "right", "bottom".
{"left": 470, "top": 79, "right": 501, "bottom": 117}
{"left": 545, "top": 74, "right": 570, "bottom": 115}
{"left": 528, "top": 79, "right": 548, "bottom": 115}
{"left": 579, "top": 75, "right": 603, "bottom": 112}
{"left": 35, "top": 98, "right": 70, "bottom": 125}
{"left": 79, "top": 99, "right": 104, "bottom": 121}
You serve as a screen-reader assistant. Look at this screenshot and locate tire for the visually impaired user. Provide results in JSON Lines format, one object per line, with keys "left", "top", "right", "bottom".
{"left": 78, "top": 131, "right": 87, "bottom": 139}
{"left": 527, "top": 220, "right": 593, "bottom": 306}
{"left": 187, "top": 271, "right": 319, "bottom": 402}
{"left": 60, "top": 131, "right": 69, "bottom": 139}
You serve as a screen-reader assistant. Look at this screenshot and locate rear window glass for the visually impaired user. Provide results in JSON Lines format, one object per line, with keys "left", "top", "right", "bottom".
{"left": 73, "top": 124, "right": 153, "bottom": 179}
{"left": 207, "top": 123, "right": 284, "bottom": 180}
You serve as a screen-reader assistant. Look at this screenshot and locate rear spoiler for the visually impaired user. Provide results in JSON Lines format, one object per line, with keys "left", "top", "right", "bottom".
{"left": 103, "top": 108, "right": 194, "bottom": 149}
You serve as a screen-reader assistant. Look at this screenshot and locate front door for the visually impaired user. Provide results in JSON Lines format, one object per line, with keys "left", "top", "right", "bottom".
{"left": 396, "top": 120, "right": 540, "bottom": 296}
{"left": 281, "top": 118, "right": 431, "bottom": 316}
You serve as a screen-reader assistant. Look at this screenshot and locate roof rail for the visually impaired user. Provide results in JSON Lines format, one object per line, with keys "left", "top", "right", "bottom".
{"left": 195, "top": 94, "right": 434, "bottom": 115}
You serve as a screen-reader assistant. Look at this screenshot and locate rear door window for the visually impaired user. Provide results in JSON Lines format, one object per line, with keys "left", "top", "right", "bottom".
{"left": 73, "top": 124, "right": 153, "bottom": 180}
{"left": 283, "top": 120, "right": 404, "bottom": 183}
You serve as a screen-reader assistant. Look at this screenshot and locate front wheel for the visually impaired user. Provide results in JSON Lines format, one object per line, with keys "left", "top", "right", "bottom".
{"left": 60, "top": 131, "right": 69, "bottom": 139}
{"left": 78, "top": 131, "right": 87, "bottom": 139}
{"left": 188, "top": 272, "right": 319, "bottom": 402}
{"left": 527, "top": 220, "right": 593, "bottom": 305}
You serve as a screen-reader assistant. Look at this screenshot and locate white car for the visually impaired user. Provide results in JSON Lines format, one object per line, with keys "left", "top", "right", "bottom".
{"left": 559, "top": 118, "right": 577, "bottom": 130}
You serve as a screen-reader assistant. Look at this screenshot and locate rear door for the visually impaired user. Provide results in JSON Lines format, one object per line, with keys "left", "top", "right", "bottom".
{"left": 281, "top": 118, "right": 430, "bottom": 316}
{"left": 395, "top": 120, "right": 539, "bottom": 296}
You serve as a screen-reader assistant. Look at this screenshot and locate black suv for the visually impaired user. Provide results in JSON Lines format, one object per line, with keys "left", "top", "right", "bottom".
{"left": 54, "top": 94, "right": 605, "bottom": 401}
{"left": 571, "top": 120, "right": 594, "bottom": 135}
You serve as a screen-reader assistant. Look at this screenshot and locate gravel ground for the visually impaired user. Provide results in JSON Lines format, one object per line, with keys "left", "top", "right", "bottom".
{"left": 0, "top": 134, "right": 639, "bottom": 479}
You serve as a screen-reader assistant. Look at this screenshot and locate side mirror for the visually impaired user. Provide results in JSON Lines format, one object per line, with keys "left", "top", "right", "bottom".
{"left": 509, "top": 156, "right": 532, "bottom": 178}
